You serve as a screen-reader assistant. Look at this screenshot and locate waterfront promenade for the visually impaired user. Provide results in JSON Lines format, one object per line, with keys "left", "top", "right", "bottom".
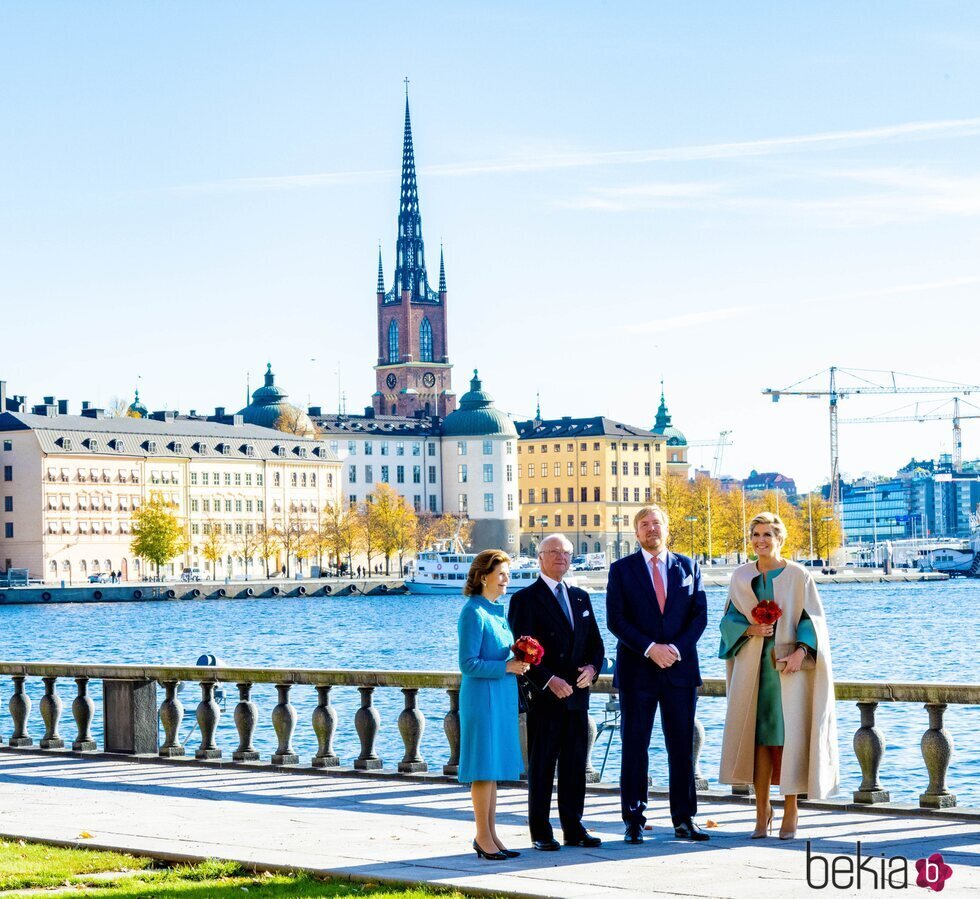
{"left": 0, "top": 752, "right": 977, "bottom": 898}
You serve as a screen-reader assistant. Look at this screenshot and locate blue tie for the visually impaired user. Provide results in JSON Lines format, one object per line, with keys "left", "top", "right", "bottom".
{"left": 555, "top": 582, "right": 573, "bottom": 629}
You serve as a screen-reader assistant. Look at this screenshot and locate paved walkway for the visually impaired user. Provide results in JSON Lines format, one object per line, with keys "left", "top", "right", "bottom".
{"left": 0, "top": 753, "right": 977, "bottom": 898}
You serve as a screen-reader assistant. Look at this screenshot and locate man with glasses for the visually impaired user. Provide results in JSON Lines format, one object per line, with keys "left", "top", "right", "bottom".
{"left": 508, "top": 533, "right": 605, "bottom": 851}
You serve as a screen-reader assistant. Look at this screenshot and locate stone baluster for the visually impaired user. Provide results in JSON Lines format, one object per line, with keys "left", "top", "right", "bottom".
{"left": 158, "top": 681, "right": 185, "bottom": 757}
{"left": 232, "top": 683, "right": 259, "bottom": 761}
{"left": 271, "top": 684, "right": 298, "bottom": 765}
{"left": 195, "top": 681, "right": 221, "bottom": 760}
{"left": 312, "top": 685, "right": 339, "bottom": 768}
{"left": 693, "top": 715, "right": 708, "bottom": 791}
{"left": 853, "top": 701, "right": 889, "bottom": 803}
{"left": 920, "top": 703, "right": 956, "bottom": 808}
{"left": 8, "top": 675, "right": 33, "bottom": 747}
{"left": 354, "top": 686, "right": 382, "bottom": 769}
{"left": 397, "top": 687, "right": 427, "bottom": 773}
{"left": 71, "top": 677, "right": 97, "bottom": 751}
{"left": 585, "top": 713, "right": 600, "bottom": 783}
{"left": 442, "top": 688, "right": 460, "bottom": 777}
{"left": 39, "top": 676, "right": 65, "bottom": 749}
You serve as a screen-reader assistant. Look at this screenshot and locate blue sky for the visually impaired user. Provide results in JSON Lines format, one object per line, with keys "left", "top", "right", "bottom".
{"left": 3, "top": 2, "right": 980, "bottom": 489}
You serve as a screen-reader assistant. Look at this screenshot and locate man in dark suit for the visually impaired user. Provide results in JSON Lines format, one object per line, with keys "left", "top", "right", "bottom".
{"left": 605, "top": 506, "right": 709, "bottom": 843}
{"left": 508, "top": 533, "right": 605, "bottom": 851}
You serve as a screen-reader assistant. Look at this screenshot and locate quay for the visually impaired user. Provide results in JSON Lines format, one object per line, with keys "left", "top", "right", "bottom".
{"left": 0, "top": 753, "right": 977, "bottom": 898}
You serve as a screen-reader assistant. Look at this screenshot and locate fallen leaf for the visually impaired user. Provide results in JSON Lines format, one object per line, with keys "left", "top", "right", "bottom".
{"left": 78, "top": 831, "right": 94, "bottom": 839}
{"left": 705, "top": 819, "right": 719, "bottom": 828}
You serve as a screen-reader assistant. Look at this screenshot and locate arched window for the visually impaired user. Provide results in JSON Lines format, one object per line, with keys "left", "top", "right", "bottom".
{"left": 387, "top": 320, "right": 399, "bottom": 363}
{"left": 419, "top": 317, "right": 433, "bottom": 362}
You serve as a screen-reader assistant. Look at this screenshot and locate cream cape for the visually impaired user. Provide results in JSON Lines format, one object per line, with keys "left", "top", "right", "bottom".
{"left": 718, "top": 560, "right": 840, "bottom": 798}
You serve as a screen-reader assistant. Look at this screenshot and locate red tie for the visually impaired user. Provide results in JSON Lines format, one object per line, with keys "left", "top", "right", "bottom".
{"left": 650, "top": 558, "right": 666, "bottom": 613}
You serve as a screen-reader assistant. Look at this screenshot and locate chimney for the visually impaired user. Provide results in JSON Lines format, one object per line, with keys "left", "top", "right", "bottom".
{"left": 81, "top": 401, "right": 91, "bottom": 411}
{"left": 43, "top": 396, "right": 55, "bottom": 405}
{"left": 32, "top": 403, "right": 57, "bottom": 417}
{"left": 149, "top": 410, "right": 176, "bottom": 422}
{"left": 232, "top": 414, "right": 243, "bottom": 426}
{"left": 364, "top": 406, "right": 375, "bottom": 419}
{"left": 308, "top": 405, "right": 322, "bottom": 417}
{"left": 215, "top": 406, "right": 226, "bottom": 417}
{"left": 0, "top": 381, "right": 6, "bottom": 413}
{"left": 81, "top": 407, "right": 106, "bottom": 419}
{"left": 57, "top": 399, "right": 69, "bottom": 415}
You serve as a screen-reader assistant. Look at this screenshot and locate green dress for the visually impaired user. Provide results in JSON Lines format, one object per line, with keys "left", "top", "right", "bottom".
{"left": 718, "top": 567, "right": 818, "bottom": 746}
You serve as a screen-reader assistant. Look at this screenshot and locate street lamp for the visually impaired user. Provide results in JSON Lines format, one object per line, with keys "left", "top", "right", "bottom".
{"left": 686, "top": 515, "right": 698, "bottom": 560}
{"left": 820, "top": 515, "right": 834, "bottom": 564}
{"left": 612, "top": 514, "right": 623, "bottom": 560}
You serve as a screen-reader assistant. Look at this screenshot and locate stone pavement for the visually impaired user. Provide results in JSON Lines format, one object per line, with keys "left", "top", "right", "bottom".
{"left": 0, "top": 753, "right": 977, "bottom": 898}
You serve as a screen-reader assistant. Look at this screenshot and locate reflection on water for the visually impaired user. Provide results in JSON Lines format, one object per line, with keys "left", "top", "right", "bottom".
{"left": 1, "top": 579, "right": 977, "bottom": 804}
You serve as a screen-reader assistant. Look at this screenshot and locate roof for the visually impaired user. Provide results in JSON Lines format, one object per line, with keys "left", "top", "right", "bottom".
{"left": 313, "top": 414, "right": 439, "bottom": 437}
{"left": 516, "top": 416, "right": 661, "bottom": 441}
{"left": 0, "top": 411, "right": 338, "bottom": 463}
{"left": 440, "top": 371, "right": 517, "bottom": 438}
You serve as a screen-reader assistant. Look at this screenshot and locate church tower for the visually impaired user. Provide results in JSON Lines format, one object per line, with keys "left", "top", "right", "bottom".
{"left": 373, "top": 87, "right": 456, "bottom": 418}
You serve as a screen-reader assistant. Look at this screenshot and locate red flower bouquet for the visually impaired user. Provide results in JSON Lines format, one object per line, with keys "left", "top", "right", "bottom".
{"left": 512, "top": 635, "right": 545, "bottom": 666}
{"left": 751, "top": 599, "right": 782, "bottom": 626}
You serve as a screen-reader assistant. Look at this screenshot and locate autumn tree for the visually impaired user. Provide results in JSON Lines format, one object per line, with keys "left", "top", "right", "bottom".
{"left": 358, "top": 501, "right": 378, "bottom": 574}
{"left": 257, "top": 524, "right": 281, "bottom": 578}
{"left": 200, "top": 519, "right": 226, "bottom": 580}
{"left": 322, "top": 501, "right": 362, "bottom": 574}
{"left": 236, "top": 524, "right": 263, "bottom": 579}
{"left": 368, "top": 484, "right": 416, "bottom": 576}
{"left": 130, "top": 492, "right": 187, "bottom": 578}
{"left": 799, "top": 492, "right": 843, "bottom": 562}
{"left": 413, "top": 511, "right": 443, "bottom": 556}
{"left": 274, "top": 405, "right": 319, "bottom": 438}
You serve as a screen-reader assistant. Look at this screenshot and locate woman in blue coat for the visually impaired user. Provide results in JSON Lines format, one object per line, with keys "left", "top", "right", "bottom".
{"left": 458, "top": 549, "right": 528, "bottom": 861}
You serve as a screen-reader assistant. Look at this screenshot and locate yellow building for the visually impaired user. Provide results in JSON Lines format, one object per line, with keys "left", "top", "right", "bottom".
{"left": 516, "top": 416, "right": 668, "bottom": 560}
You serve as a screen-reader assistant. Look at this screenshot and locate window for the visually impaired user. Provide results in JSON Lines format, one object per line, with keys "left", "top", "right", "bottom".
{"left": 567, "top": 487, "right": 574, "bottom": 502}
{"left": 428, "top": 465, "right": 436, "bottom": 484}
{"left": 396, "top": 441, "right": 405, "bottom": 456}
{"left": 223, "top": 472, "right": 230, "bottom": 486}
{"left": 428, "top": 495, "right": 437, "bottom": 512}
{"left": 365, "top": 465, "right": 374, "bottom": 484}
{"left": 291, "top": 472, "right": 298, "bottom": 487}
{"left": 634, "top": 488, "right": 640, "bottom": 502}
{"left": 202, "top": 472, "right": 209, "bottom": 485}
{"left": 2, "top": 440, "right": 10, "bottom": 451}
{"left": 611, "top": 487, "right": 618, "bottom": 501}
{"left": 644, "top": 462, "right": 651, "bottom": 476}
{"left": 365, "top": 442, "right": 374, "bottom": 456}
{"left": 656, "top": 462, "right": 662, "bottom": 476}
{"left": 381, "top": 465, "right": 389, "bottom": 483}
{"left": 396, "top": 465, "right": 405, "bottom": 484}
{"left": 301, "top": 472, "right": 307, "bottom": 487}
{"left": 223, "top": 499, "right": 231, "bottom": 512}
{"left": 611, "top": 461, "right": 618, "bottom": 475}
{"left": 190, "top": 472, "right": 198, "bottom": 485}
{"left": 235, "top": 472, "right": 242, "bottom": 485}
{"left": 3, "top": 523, "right": 12, "bottom": 538}
{"left": 506, "top": 442, "right": 513, "bottom": 454}
{"left": 581, "top": 487, "right": 588, "bottom": 502}
{"left": 380, "top": 442, "right": 389, "bottom": 456}
{"left": 349, "top": 467, "right": 357, "bottom": 483}
{"left": 235, "top": 523, "right": 243, "bottom": 536}
{"left": 633, "top": 462, "right": 640, "bottom": 476}
{"left": 191, "top": 523, "right": 199, "bottom": 535}
{"left": 245, "top": 473, "right": 253, "bottom": 486}
{"left": 225, "top": 523, "right": 233, "bottom": 534}
{"left": 645, "top": 487, "right": 652, "bottom": 501}
{"left": 457, "top": 441, "right": 467, "bottom": 455}
{"left": 554, "top": 514, "right": 561, "bottom": 526}
{"left": 419, "top": 317, "right": 433, "bottom": 361}
{"left": 387, "top": 320, "right": 400, "bottom": 363}
{"left": 458, "top": 464, "right": 468, "bottom": 483}
{"left": 483, "top": 464, "right": 493, "bottom": 483}
{"left": 528, "top": 464, "right": 535, "bottom": 478}
{"left": 484, "top": 493, "right": 494, "bottom": 512}
{"left": 235, "top": 500, "right": 243, "bottom": 512}
{"left": 412, "top": 442, "right": 421, "bottom": 456}
{"left": 412, "top": 465, "right": 421, "bottom": 484}
{"left": 528, "top": 445, "right": 534, "bottom": 454}
{"left": 458, "top": 494, "right": 468, "bottom": 513}
{"left": 347, "top": 441, "right": 357, "bottom": 455}
{"left": 483, "top": 440, "right": 493, "bottom": 455}
{"left": 554, "top": 462, "right": 560, "bottom": 477}
{"left": 2, "top": 496, "right": 10, "bottom": 512}
{"left": 428, "top": 442, "right": 435, "bottom": 456}
{"left": 594, "top": 515, "right": 601, "bottom": 527}
{"left": 3, "top": 466, "right": 11, "bottom": 482}
{"left": 594, "top": 461, "right": 601, "bottom": 475}
{"left": 529, "top": 489, "right": 536, "bottom": 503}
{"left": 191, "top": 499, "right": 199, "bottom": 512}
{"left": 257, "top": 500, "right": 264, "bottom": 512}
{"left": 568, "top": 462, "right": 574, "bottom": 476}
{"left": 274, "top": 472, "right": 280, "bottom": 487}
{"left": 554, "top": 444, "right": 560, "bottom": 453}
{"left": 594, "top": 487, "right": 601, "bottom": 501}
{"left": 506, "top": 494, "right": 513, "bottom": 511}
{"left": 528, "top": 514, "right": 536, "bottom": 527}
{"left": 202, "top": 499, "right": 211, "bottom": 513}
{"left": 257, "top": 474, "right": 264, "bottom": 486}
{"left": 542, "top": 488, "right": 549, "bottom": 503}
{"left": 506, "top": 464, "right": 513, "bottom": 482}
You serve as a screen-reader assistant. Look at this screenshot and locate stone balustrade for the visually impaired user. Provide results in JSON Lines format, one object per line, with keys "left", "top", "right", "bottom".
{"left": 0, "top": 662, "right": 976, "bottom": 812}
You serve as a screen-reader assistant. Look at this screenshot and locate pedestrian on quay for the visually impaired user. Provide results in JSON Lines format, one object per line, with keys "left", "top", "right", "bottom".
{"left": 718, "top": 512, "right": 839, "bottom": 840}
{"left": 457, "top": 549, "right": 527, "bottom": 861}
{"left": 508, "top": 533, "right": 604, "bottom": 851}
{"left": 605, "top": 505, "right": 710, "bottom": 843}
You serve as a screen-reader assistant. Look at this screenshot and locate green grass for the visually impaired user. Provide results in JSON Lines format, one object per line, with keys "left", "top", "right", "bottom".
{"left": 0, "top": 840, "right": 485, "bottom": 898}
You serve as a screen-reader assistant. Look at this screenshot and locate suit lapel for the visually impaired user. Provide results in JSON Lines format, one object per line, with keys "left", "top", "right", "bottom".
{"left": 535, "top": 577, "right": 572, "bottom": 635}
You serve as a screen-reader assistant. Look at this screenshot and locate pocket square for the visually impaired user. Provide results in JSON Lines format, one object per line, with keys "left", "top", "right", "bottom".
{"left": 582, "top": 610, "right": 591, "bottom": 618}
{"left": 681, "top": 575, "right": 693, "bottom": 588}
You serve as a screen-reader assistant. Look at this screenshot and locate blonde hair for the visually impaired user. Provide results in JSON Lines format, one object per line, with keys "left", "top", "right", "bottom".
{"left": 464, "top": 549, "right": 511, "bottom": 596}
{"left": 633, "top": 505, "right": 669, "bottom": 532}
{"left": 749, "top": 511, "right": 787, "bottom": 543}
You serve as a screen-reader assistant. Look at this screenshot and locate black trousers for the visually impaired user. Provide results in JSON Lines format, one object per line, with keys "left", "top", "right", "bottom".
{"left": 618, "top": 683, "right": 698, "bottom": 827}
{"left": 526, "top": 705, "right": 589, "bottom": 841}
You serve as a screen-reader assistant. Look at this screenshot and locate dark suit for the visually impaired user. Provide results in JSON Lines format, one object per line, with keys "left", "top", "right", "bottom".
{"left": 508, "top": 577, "right": 605, "bottom": 842}
{"left": 605, "top": 550, "right": 707, "bottom": 828}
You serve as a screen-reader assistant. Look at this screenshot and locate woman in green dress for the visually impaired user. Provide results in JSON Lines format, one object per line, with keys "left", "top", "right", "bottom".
{"left": 718, "top": 512, "right": 838, "bottom": 840}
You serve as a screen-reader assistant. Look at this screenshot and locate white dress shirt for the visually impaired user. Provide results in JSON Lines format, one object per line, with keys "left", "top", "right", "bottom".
{"left": 639, "top": 547, "right": 681, "bottom": 662}
{"left": 540, "top": 573, "right": 574, "bottom": 628}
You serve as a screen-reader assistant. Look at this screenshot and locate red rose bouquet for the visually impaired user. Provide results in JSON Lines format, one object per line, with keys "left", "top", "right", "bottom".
{"left": 751, "top": 599, "right": 782, "bottom": 626}
{"left": 512, "top": 635, "right": 545, "bottom": 666}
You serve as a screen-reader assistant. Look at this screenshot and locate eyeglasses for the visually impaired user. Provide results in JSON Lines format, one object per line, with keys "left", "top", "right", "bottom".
{"left": 542, "top": 550, "right": 572, "bottom": 557}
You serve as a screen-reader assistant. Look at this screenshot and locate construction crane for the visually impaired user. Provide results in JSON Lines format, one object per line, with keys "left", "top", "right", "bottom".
{"left": 841, "top": 396, "right": 980, "bottom": 472}
{"left": 686, "top": 430, "right": 733, "bottom": 478}
{"left": 763, "top": 367, "right": 980, "bottom": 511}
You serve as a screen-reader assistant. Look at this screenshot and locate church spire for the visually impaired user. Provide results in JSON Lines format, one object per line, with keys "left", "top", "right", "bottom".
{"left": 376, "top": 243, "right": 385, "bottom": 294}
{"left": 438, "top": 244, "right": 447, "bottom": 292}
{"left": 390, "top": 82, "right": 435, "bottom": 304}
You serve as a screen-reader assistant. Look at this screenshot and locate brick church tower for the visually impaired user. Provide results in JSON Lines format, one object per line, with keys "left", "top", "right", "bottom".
{"left": 373, "top": 89, "right": 456, "bottom": 418}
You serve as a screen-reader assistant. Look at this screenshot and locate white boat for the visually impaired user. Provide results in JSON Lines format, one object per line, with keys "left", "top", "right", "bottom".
{"left": 407, "top": 551, "right": 545, "bottom": 595}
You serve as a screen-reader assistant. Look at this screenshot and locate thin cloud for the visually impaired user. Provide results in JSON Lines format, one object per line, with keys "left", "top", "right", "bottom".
{"left": 612, "top": 305, "right": 756, "bottom": 336}
{"left": 172, "top": 116, "right": 980, "bottom": 193}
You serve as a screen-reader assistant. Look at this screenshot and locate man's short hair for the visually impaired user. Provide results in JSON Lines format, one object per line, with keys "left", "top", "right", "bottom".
{"left": 633, "top": 505, "right": 669, "bottom": 532}
{"left": 538, "top": 533, "right": 573, "bottom": 555}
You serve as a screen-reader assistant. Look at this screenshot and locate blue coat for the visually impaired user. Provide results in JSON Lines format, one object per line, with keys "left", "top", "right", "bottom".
{"left": 457, "top": 595, "right": 523, "bottom": 783}
{"left": 605, "top": 550, "right": 707, "bottom": 690}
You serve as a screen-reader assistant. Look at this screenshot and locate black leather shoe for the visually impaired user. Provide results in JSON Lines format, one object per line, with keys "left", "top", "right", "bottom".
{"left": 673, "top": 819, "right": 710, "bottom": 842}
{"left": 532, "top": 838, "right": 561, "bottom": 851}
{"left": 498, "top": 848, "right": 521, "bottom": 858}
{"left": 624, "top": 824, "right": 644, "bottom": 844}
{"left": 473, "top": 839, "right": 508, "bottom": 860}
{"left": 564, "top": 830, "right": 602, "bottom": 848}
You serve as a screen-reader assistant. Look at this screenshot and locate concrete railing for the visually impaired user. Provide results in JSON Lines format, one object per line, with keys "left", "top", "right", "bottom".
{"left": 0, "top": 662, "right": 975, "bottom": 811}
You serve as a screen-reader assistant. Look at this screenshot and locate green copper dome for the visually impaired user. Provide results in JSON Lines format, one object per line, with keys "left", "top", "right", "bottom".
{"left": 237, "top": 363, "right": 315, "bottom": 436}
{"left": 651, "top": 388, "right": 686, "bottom": 446}
{"left": 127, "top": 389, "right": 148, "bottom": 418}
{"left": 440, "top": 370, "right": 516, "bottom": 438}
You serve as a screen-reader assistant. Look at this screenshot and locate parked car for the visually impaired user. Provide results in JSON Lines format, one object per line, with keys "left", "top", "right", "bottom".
{"left": 180, "top": 568, "right": 202, "bottom": 582}
{"left": 88, "top": 573, "right": 108, "bottom": 584}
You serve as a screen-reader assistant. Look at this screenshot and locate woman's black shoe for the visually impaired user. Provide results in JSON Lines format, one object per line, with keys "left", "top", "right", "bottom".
{"left": 499, "top": 848, "right": 521, "bottom": 858}
{"left": 473, "top": 839, "right": 508, "bottom": 860}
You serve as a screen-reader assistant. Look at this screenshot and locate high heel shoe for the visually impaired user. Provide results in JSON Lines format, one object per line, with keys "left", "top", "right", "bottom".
{"left": 497, "top": 847, "right": 521, "bottom": 858}
{"left": 473, "top": 839, "right": 508, "bottom": 861}
{"left": 779, "top": 810, "right": 798, "bottom": 841}
{"left": 750, "top": 805, "right": 773, "bottom": 839}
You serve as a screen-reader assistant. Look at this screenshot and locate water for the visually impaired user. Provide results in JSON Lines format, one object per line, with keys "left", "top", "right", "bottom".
{"left": 1, "top": 580, "right": 977, "bottom": 805}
